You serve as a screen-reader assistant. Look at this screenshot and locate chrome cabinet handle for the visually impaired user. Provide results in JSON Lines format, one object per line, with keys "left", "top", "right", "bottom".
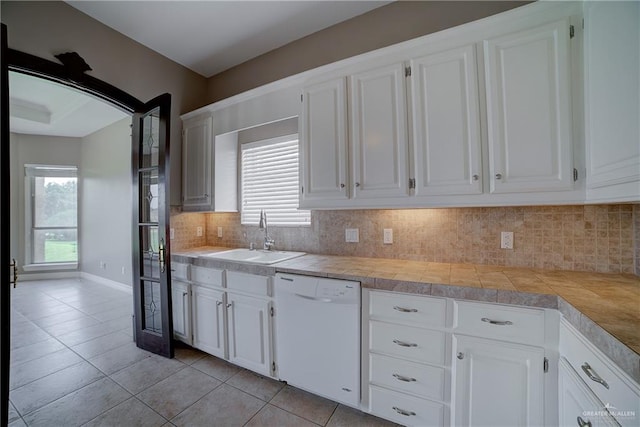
{"left": 204, "top": 193, "right": 209, "bottom": 198}
{"left": 581, "top": 363, "right": 609, "bottom": 389}
{"left": 355, "top": 182, "right": 360, "bottom": 187}
{"left": 340, "top": 183, "right": 345, "bottom": 188}
{"left": 472, "top": 174, "right": 479, "bottom": 181}
{"left": 481, "top": 317, "right": 513, "bottom": 326}
{"left": 216, "top": 301, "right": 222, "bottom": 306}
{"left": 393, "top": 306, "right": 418, "bottom": 313}
{"left": 577, "top": 416, "right": 592, "bottom": 427}
{"left": 393, "top": 339, "right": 418, "bottom": 348}
{"left": 393, "top": 373, "right": 417, "bottom": 383}
{"left": 182, "top": 292, "right": 188, "bottom": 297}
{"left": 226, "top": 302, "right": 232, "bottom": 309}
{"left": 495, "top": 173, "right": 502, "bottom": 179}
{"left": 392, "top": 407, "right": 416, "bottom": 417}
{"left": 457, "top": 352, "right": 464, "bottom": 360}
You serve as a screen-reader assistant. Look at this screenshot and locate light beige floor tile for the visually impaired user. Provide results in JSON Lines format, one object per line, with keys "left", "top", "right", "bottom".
{"left": 70, "top": 330, "right": 132, "bottom": 359}
{"left": 10, "top": 361, "right": 104, "bottom": 415}
{"left": 111, "top": 355, "right": 186, "bottom": 394}
{"left": 171, "top": 383, "right": 264, "bottom": 427}
{"left": 9, "top": 337, "right": 65, "bottom": 367}
{"left": 88, "top": 342, "right": 153, "bottom": 375}
{"left": 327, "top": 404, "right": 400, "bottom": 427}
{"left": 191, "top": 355, "right": 241, "bottom": 381}
{"left": 83, "top": 397, "right": 166, "bottom": 427}
{"left": 8, "top": 401, "right": 20, "bottom": 424}
{"left": 8, "top": 418, "right": 26, "bottom": 427}
{"left": 271, "top": 385, "right": 338, "bottom": 425}
{"left": 10, "top": 348, "right": 83, "bottom": 390}
{"left": 245, "top": 404, "right": 318, "bottom": 427}
{"left": 173, "top": 345, "right": 206, "bottom": 365}
{"left": 23, "top": 377, "right": 131, "bottom": 427}
{"left": 227, "top": 369, "right": 285, "bottom": 402}
{"left": 137, "top": 366, "right": 221, "bottom": 420}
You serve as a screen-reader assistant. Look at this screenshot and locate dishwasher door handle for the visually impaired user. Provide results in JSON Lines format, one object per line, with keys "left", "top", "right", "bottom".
{"left": 294, "top": 293, "right": 333, "bottom": 303}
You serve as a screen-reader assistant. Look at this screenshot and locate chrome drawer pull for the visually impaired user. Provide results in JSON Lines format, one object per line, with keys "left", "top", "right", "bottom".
{"left": 393, "top": 373, "right": 417, "bottom": 383}
{"left": 481, "top": 317, "right": 513, "bottom": 326}
{"left": 392, "top": 406, "right": 416, "bottom": 417}
{"left": 393, "top": 306, "right": 418, "bottom": 313}
{"left": 581, "top": 363, "right": 609, "bottom": 389}
{"left": 577, "top": 416, "right": 592, "bottom": 427}
{"left": 393, "top": 339, "right": 418, "bottom": 348}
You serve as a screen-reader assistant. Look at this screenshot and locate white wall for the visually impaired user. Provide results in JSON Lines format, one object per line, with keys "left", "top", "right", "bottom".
{"left": 80, "top": 118, "right": 133, "bottom": 286}
{"left": 10, "top": 133, "right": 83, "bottom": 276}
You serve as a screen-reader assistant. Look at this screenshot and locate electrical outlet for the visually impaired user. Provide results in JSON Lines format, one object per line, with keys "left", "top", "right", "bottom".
{"left": 383, "top": 228, "right": 393, "bottom": 244}
{"left": 196, "top": 226, "right": 203, "bottom": 237}
{"left": 170, "top": 228, "right": 175, "bottom": 240}
{"left": 345, "top": 228, "right": 359, "bottom": 243}
{"left": 217, "top": 226, "right": 223, "bottom": 238}
{"left": 121, "top": 267, "right": 126, "bottom": 275}
{"left": 99, "top": 261, "right": 106, "bottom": 269}
{"left": 501, "top": 231, "right": 514, "bottom": 249}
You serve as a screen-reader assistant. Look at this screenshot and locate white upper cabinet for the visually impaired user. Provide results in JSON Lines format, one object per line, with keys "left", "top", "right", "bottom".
{"left": 300, "top": 78, "right": 349, "bottom": 203}
{"left": 584, "top": 1, "right": 640, "bottom": 202}
{"left": 182, "top": 115, "right": 213, "bottom": 209}
{"left": 350, "top": 63, "right": 410, "bottom": 200}
{"left": 483, "top": 18, "right": 574, "bottom": 194}
{"left": 410, "top": 44, "right": 483, "bottom": 196}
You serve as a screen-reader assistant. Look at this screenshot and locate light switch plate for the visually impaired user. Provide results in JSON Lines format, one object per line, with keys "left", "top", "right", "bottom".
{"left": 196, "top": 226, "right": 203, "bottom": 237}
{"left": 170, "top": 228, "right": 175, "bottom": 240}
{"left": 383, "top": 228, "right": 393, "bottom": 244}
{"left": 345, "top": 228, "right": 359, "bottom": 243}
{"left": 217, "top": 226, "right": 223, "bottom": 238}
{"left": 501, "top": 231, "right": 514, "bottom": 249}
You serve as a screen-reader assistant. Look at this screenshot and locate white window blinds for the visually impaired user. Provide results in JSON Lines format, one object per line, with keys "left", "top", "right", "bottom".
{"left": 241, "top": 135, "right": 310, "bottom": 226}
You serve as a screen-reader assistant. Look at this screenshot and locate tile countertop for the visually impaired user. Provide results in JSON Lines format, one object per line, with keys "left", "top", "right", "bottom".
{"left": 172, "top": 246, "right": 640, "bottom": 383}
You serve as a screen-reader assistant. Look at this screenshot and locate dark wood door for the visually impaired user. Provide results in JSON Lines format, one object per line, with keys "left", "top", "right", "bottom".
{"left": 131, "top": 93, "right": 174, "bottom": 358}
{"left": 1, "top": 23, "right": 10, "bottom": 427}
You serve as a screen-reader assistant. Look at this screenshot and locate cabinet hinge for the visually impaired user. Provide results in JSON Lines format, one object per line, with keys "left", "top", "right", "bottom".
{"left": 573, "top": 168, "right": 578, "bottom": 182}
{"left": 570, "top": 25, "right": 575, "bottom": 39}
{"left": 405, "top": 66, "right": 412, "bottom": 77}
{"left": 270, "top": 306, "right": 274, "bottom": 317}
{"left": 582, "top": 18, "right": 584, "bottom": 29}
{"left": 301, "top": 186, "right": 304, "bottom": 195}
{"left": 272, "top": 361, "right": 276, "bottom": 375}
{"left": 300, "top": 94, "right": 303, "bottom": 102}
{"left": 543, "top": 357, "right": 549, "bottom": 373}
{"left": 409, "top": 178, "right": 416, "bottom": 189}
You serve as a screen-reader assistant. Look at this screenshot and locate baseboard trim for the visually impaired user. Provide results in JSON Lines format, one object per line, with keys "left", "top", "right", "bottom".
{"left": 80, "top": 272, "right": 133, "bottom": 294}
{"left": 19, "top": 271, "right": 80, "bottom": 281}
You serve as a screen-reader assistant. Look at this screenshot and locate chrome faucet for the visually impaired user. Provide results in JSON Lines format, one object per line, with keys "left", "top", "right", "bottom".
{"left": 259, "top": 209, "right": 275, "bottom": 250}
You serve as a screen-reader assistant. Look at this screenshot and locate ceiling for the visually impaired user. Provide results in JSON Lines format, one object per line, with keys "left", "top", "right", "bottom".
{"left": 9, "top": 72, "right": 130, "bottom": 137}
{"left": 66, "top": 0, "right": 393, "bottom": 77}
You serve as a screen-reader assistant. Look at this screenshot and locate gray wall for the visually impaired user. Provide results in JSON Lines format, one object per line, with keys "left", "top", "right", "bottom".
{"left": 207, "top": 0, "right": 530, "bottom": 102}
{"left": 1, "top": 0, "right": 209, "bottom": 206}
{"left": 9, "top": 133, "right": 83, "bottom": 276}
{"left": 80, "top": 118, "right": 133, "bottom": 286}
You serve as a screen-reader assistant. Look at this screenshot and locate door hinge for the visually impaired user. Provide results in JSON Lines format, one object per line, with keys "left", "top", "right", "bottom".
{"left": 405, "top": 66, "right": 412, "bottom": 77}
{"left": 582, "top": 18, "right": 584, "bottom": 29}
{"left": 543, "top": 357, "right": 549, "bottom": 373}
{"left": 300, "top": 94, "right": 303, "bottom": 102}
{"left": 573, "top": 168, "right": 578, "bottom": 182}
{"left": 270, "top": 306, "right": 274, "bottom": 317}
{"left": 409, "top": 178, "right": 416, "bottom": 189}
{"left": 301, "top": 186, "right": 304, "bottom": 194}
{"left": 570, "top": 25, "right": 575, "bottom": 39}
{"left": 272, "top": 361, "right": 276, "bottom": 375}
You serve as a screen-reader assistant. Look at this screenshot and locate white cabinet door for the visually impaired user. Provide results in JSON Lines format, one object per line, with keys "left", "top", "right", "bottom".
{"left": 350, "top": 63, "right": 410, "bottom": 200}
{"left": 584, "top": 1, "right": 640, "bottom": 202}
{"left": 484, "top": 19, "right": 573, "bottom": 194}
{"left": 454, "top": 335, "right": 545, "bottom": 427}
{"left": 227, "top": 292, "right": 272, "bottom": 376}
{"left": 171, "top": 280, "right": 191, "bottom": 345}
{"left": 182, "top": 115, "right": 213, "bottom": 209}
{"left": 411, "top": 44, "right": 483, "bottom": 196}
{"left": 300, "top": 78, "right": 349, "bottom": 205}
{"left": 558, "top": 358, "right": 618, "bottom": 427}
{"left": 191, "top": 285, "right": 225, "bottom": 358}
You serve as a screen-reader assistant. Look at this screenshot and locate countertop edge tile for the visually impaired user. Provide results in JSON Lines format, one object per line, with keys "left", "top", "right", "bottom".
{"left": 496, "top": 290, "right": 559, "bottom": 309}
{"left": 431, "top": 284, "right": 498, "bottom": 302}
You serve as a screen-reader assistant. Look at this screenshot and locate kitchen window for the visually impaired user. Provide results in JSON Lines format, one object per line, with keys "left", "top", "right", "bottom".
{"left": 240, "top": 135, "right": 310, "bottom": 226}
{"left": 24, "top": 164, "right": 78, "bottom": 270}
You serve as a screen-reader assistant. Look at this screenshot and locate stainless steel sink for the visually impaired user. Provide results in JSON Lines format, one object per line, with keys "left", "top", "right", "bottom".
{"left": 203, "top": 248, "right": 305, "bottom": 265}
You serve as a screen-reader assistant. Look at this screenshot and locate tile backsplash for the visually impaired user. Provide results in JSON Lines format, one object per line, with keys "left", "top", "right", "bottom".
{"left": 171, "top": 204, "right": 639, "bottom": 275}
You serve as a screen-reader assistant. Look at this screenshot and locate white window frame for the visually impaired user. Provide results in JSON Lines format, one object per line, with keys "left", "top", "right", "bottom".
{"left": 240, "top": 134, "right": 310, "bottom": 226}
{"left": 24, "top": 164, "right": 79, "bottom": 271}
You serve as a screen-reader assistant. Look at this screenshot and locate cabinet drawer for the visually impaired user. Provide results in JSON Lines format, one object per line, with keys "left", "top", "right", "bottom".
{"left": 370, "top": 353, "right": 446, "bottom": 401}
{"left": 370, "top": 291, "right": 447, "bottom": 328}
{"left": 191, "top": 266, "right": 224, "bottom": 288}
{"left": 226, "top": 271, "right": 270, "bottom": 297}
{"left": 171, "top": 263, "right": 189, "bottom": 280}
{"left": 455, "top": 300, "right": 545, "bottom": 345}
{"left": 369, "top": 385, "right": 447, "bottom": 427}
{"left": 370, "top": 320, "right": 446, "bottom": 365}
{"left": 560, "top": 320, "right": 640, "bottom": 426}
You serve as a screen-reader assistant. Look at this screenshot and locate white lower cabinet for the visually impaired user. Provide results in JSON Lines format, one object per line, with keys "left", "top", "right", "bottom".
{"left": 227, "top": 292, "right": 272, "bottom": 376}
{"left": 453, "top": 335, "right": 545, "bottom": 427}
{"left": 191, "top": 285, "right": 226, "bottom": 358}
{"left": 171, "top": 279, "right": 192, "bottom": 345}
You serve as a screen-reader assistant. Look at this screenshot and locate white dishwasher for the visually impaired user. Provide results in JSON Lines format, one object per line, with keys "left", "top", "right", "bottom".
{"left": 274, "top": 273, "right": 361, "bottom": 408}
